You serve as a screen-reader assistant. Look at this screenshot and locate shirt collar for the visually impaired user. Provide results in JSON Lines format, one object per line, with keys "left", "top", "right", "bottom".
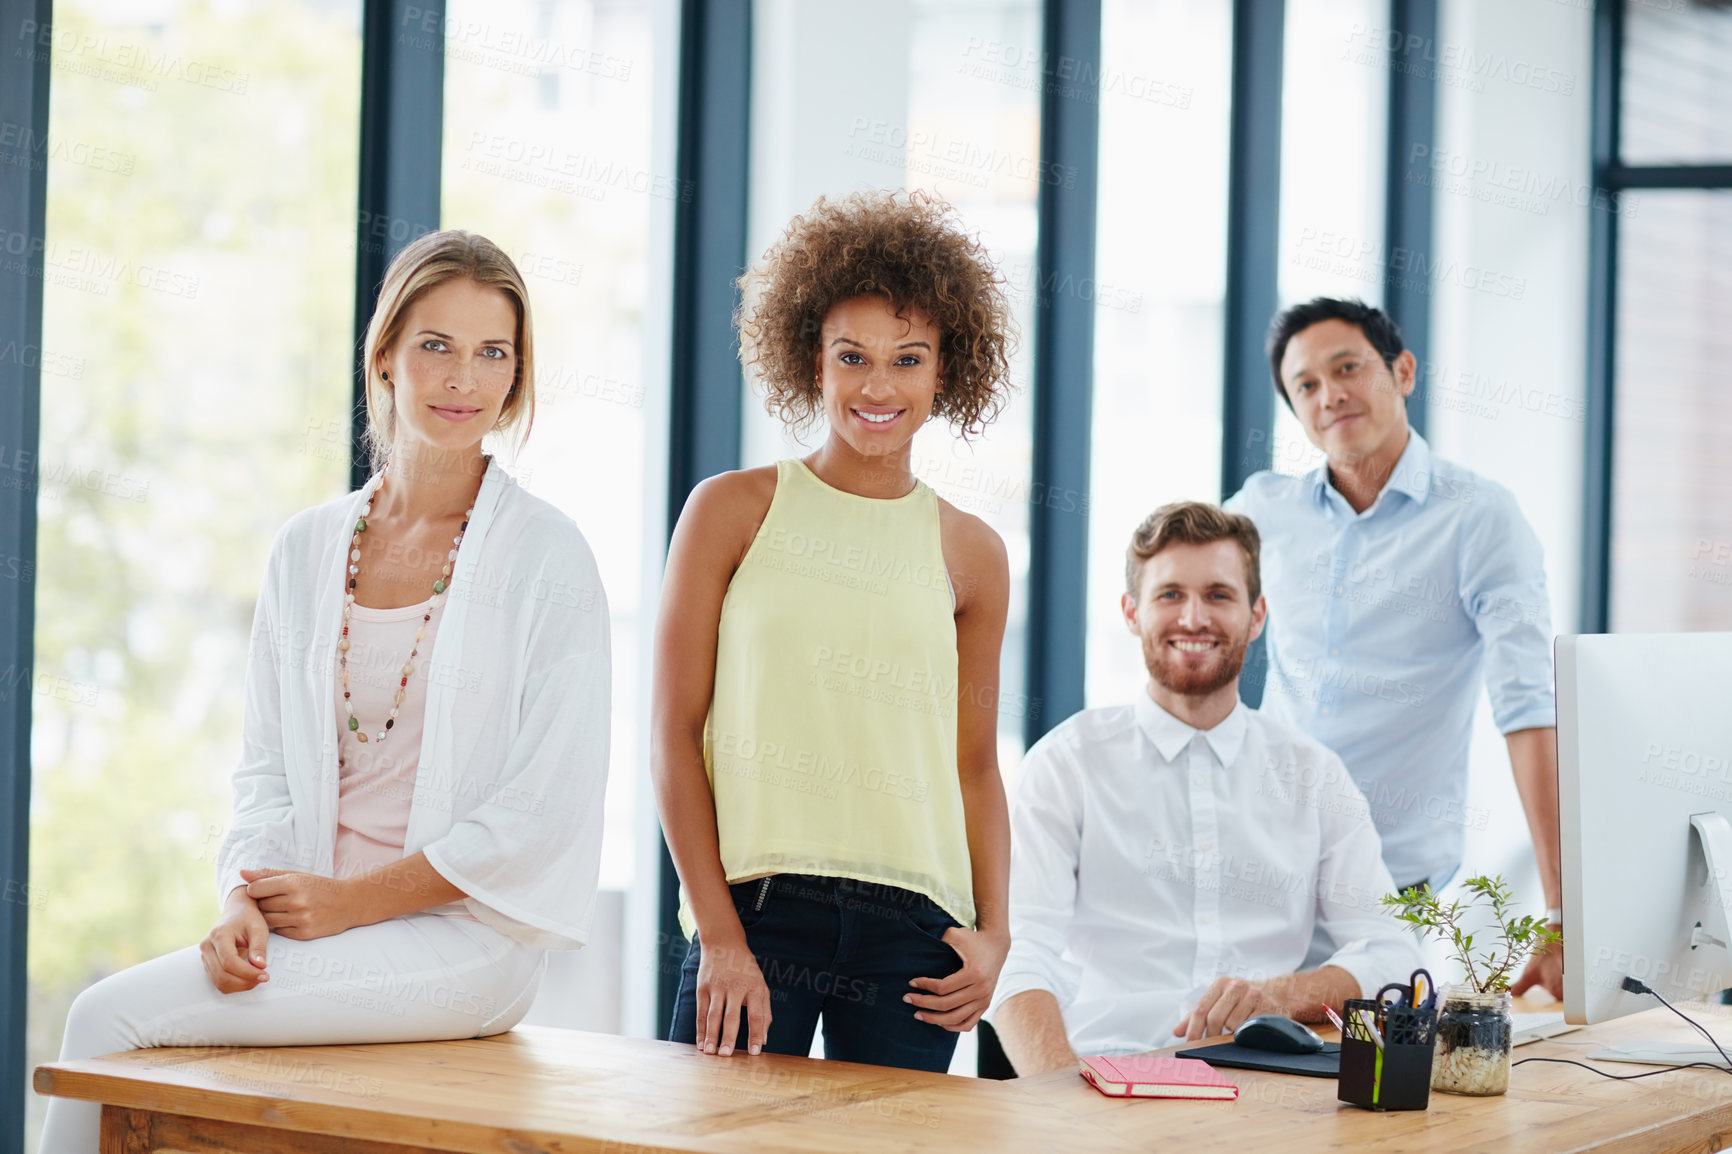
{"left": 1134, "top": 691, "right": 1250, "bottom": 769}
{"left": 1309, "top": 427, "right": 1433, "bottom": 514}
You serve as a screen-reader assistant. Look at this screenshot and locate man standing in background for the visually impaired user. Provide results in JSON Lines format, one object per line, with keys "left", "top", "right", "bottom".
{"left": 1225, "top": 297, "right": 1562, "bottom": 998}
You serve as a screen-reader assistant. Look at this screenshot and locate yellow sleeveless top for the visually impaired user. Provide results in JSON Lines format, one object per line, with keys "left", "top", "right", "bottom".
{"left": 702, "top": 458, "right": 975, "bottom": 927}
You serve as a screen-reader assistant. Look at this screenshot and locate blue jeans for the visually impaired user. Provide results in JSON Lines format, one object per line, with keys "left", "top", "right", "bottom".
{"left": 670, "top": 874, "right": 964, "bottom": 1073}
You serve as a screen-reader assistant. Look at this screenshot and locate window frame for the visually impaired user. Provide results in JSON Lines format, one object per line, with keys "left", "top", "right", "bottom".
{"left": 0, "top": 0, "right": 50, "bottom": 1145}
{"left": 1580, "top": 0, "right": 1732, "bottom": 633}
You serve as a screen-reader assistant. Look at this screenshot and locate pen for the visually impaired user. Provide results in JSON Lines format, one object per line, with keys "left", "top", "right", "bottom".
{"left": 1324, "top": 1005, "right": 1346, "bottom": 1034}
{"left": 1357, "top": 1008, "right": 1385, "bottom": 1050}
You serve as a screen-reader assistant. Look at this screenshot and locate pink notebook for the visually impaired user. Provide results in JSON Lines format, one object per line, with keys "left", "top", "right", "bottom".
{"left": 1079, "top": 1055, "right": 1240, "bottom": 1100}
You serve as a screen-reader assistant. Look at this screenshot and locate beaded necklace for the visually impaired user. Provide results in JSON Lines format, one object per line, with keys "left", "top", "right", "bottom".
{"left": 338, "top": 464, "right": 476, "bottom": 744}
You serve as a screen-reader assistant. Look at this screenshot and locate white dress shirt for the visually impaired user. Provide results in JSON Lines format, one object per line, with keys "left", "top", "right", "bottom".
{"left": 988, "top": 694, "right": 1423, "bottom": 1057}
{"left": 1225, "top": 430, "right": 1555, "bottom": 888}
{"left": 216, "top": 459, "right": 612, "bottom": 949}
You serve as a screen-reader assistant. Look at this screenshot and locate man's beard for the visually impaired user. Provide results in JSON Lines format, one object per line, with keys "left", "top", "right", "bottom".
{"left": 1142, "top": 625, "right": 1251, "bottom": 698}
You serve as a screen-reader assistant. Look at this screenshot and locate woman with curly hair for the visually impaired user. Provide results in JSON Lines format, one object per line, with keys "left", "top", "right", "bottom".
{"left": 652, "top": 190, "right": 1016, "bottom": 1072}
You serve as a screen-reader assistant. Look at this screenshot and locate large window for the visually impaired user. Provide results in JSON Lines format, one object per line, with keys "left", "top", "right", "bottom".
{"left": 1608, "top": 193, "right": 1732, "bottom": 632}
{"left": 1620, "top": 0, "right": 1732, "bottom": 165}
{"left": 25, "top": 2, "right": 362, "bottom": 1147}
{"left": 440, "top": 0, "right": 668, "bottom": 1037}
{"left": 11, "top": 0, "right": 1719, "bottom": 1124}
{"left": 1083, "top": 0, "right": 1231, "bottom": 709}
{"left": 1606, "top": 0, "right": 1732, "bottom": 632}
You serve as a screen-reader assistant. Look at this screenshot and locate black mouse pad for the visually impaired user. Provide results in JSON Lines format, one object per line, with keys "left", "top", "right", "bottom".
{"left": 1172, "top": 1041, "right": 1341, "bottom": 1078}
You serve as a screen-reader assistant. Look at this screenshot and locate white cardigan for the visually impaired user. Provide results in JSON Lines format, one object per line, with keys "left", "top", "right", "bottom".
{"left": 216, "top": 460, "right": 611, "bottom": 950}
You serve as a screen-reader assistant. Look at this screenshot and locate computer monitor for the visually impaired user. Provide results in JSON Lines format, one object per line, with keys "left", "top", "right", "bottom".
{"left": 1558, "top": 631, "right": 1732, "bottom": 1065}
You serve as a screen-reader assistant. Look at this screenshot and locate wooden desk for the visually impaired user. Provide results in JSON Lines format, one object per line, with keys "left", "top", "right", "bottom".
{"left": 36, "top": 1027, "right": 1105, "bottom": 1154}
{"left": 34, "top": 1006, "right": 1732, "bottom": 1153}
{"left": 1018, "top": 1004, "right": 1732, "bottom": 1154}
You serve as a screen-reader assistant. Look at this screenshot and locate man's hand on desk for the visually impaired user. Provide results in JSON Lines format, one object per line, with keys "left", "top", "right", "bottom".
{"left": 1509, "top": 924, "right": 1565, "bottom": 1001}
{"left": 992, "top": 989, "right": 1081, "bottom": 1076}
{"left": 1174, "top": 978, "right": 1289, "bottom": 1042}
{"left": 1175, "top": 967, "right": 1358, "bottom": 1042}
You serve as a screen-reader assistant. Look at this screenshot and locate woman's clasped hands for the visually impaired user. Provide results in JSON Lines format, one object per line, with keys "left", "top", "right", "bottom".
{"left": 198, "top": 868, "right": 360, "bottom": 994}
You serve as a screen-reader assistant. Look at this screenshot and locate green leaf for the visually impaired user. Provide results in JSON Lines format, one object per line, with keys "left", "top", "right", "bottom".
{"left": 1381, "top": 873, "right": 1556, "bottom": 990}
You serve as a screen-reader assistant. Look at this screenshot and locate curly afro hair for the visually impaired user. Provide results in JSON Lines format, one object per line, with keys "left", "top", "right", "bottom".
{"left": 736, "top": 190, "right": 1016, "bottom": 438}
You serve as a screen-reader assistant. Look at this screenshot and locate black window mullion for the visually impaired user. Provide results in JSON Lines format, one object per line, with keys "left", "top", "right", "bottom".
{"left": 1220, "top": 0, "right": 1284, "bottom": 710}
{"left": 1582, "top": 0, "right": 1731, "bottom": 635}
{"left": 1383, "top": 0, "right": 1438, "bottom": 437}
{"left": 1025, "top": 0, "right": 1102, "bottom": 748}
{"left": 351, "top": 0, "right": 445, "bottom": 488}
{"left": 658, "top": 0, "right": 750, "bottom": 1040}
{"left": 0, "top": 2, "right": 49, "bottom": 1150}
{"left": 1220, "top": 0, "right": 1285, "bottom": 502}
{"left": 1602, "top": 163, "right": 1732, "bottom": 190}
{"left": 1581, "top": 0, "right": 1624, "bottom": 634}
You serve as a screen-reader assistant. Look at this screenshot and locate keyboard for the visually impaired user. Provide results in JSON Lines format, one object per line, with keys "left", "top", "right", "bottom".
{"left": 1510, "top": 1011, "right": 1580, "bottom": 1046}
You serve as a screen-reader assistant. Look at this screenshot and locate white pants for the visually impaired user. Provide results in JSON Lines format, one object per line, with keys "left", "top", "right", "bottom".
{"left": 39, "top": 913, "right": 546, "bottom": 1154}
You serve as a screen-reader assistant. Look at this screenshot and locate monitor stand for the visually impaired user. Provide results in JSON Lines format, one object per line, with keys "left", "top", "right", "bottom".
{"left": 1593, "top": 813, "right": 1732, "bottom": 1070}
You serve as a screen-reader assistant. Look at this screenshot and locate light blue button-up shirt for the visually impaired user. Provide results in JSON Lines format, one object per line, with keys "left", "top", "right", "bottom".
{"left": 1225, "top": 430, "right": 1556, "bottom": 889}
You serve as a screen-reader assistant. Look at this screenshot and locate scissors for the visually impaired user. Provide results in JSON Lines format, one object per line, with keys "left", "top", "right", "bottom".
{"left": 1373, "top": 968, "right": 1436, "bottom": 1013}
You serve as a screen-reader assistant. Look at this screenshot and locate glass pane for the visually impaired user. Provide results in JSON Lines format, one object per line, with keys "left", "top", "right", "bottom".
{"left": 26, "top": 3, "right": 361, "bottom": 1148}
{"left": 1274, "top": 0, "right": 1387, "bottom": 477}
{"left": 1609, "top": 191, "right": 1732, "bottom": 631}
{"left": 1084, "top": 0, "right": 1231, "bottom": 708}
{"left": 744, "top": 0, "right": 1042, "bottom": 767}
{"left": 1280, "top": 0, "right": 1387, "bottom": 306}
{"left": 441, "top": 0, "right": 663, "bottom": 1029}
{"left": 1621, "top": 0, "right": 1732, "bottom": 166}
{"left": 1417, "top": 0, "right": 1593, "bottom": 916}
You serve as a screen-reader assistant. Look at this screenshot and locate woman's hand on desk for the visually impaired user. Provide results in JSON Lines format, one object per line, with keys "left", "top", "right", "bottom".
{"left": 200, "top": 888, "right": 272, "bottom": 994}
{"left": 906, "top": 926, "right": 1010, "bottom": 1032}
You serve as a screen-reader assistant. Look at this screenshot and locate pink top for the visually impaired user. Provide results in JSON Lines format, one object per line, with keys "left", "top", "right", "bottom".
{"left": 333, "top": 597, "right": 471, "bottom": 919}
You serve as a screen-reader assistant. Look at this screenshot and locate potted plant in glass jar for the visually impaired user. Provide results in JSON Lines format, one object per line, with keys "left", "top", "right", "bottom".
{"left": 1381, "top": 876, "right": 1563, "bottom": 1096}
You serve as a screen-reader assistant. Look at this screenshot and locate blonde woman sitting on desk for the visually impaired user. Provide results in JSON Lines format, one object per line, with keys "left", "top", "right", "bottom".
{"left": 41, "top": 231, "right": 611, "bottom": 1153}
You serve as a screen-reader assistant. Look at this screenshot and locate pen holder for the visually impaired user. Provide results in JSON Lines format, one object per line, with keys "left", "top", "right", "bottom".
{"left": 1337, "top": 998, "right": 1436, "bottom": 1111}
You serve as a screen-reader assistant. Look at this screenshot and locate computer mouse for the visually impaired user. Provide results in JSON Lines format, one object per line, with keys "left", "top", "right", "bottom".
{"left": 1234, "top": 1014, "right": 1326, "bottom": 1054}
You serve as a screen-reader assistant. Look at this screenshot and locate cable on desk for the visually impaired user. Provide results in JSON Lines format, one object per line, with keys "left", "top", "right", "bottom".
{"left": 1511, "top": 1057, "right": 1732, "bottom": 1081}
{"left": 1620, "top": 977, "right": 1732, "bottom": 1069}
{"left": 1511, "top": 977, "right": 1732, "bottom": 1082}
